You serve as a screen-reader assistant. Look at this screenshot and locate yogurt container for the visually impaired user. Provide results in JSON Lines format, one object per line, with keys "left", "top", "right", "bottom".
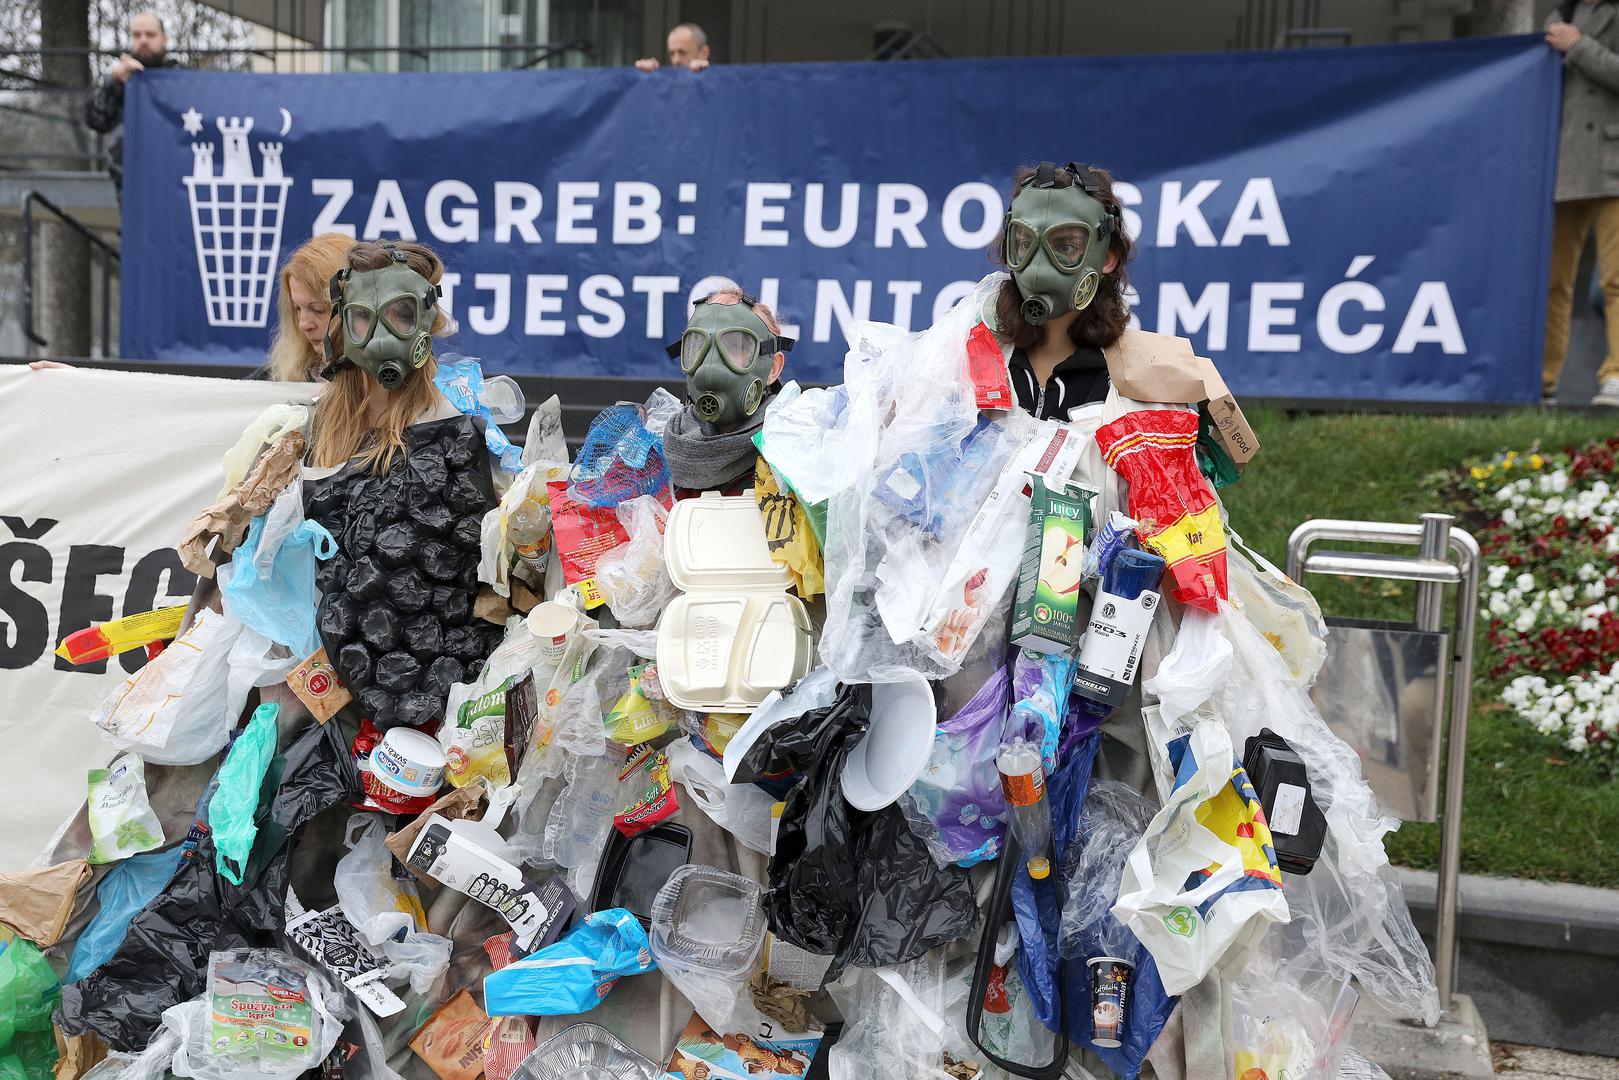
{"left": 370, "top": 726, "right": 447, "bottom": 799}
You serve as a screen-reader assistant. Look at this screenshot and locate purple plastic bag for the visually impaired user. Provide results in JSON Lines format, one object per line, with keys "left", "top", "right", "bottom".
{"left": 899, "top": 665, "right": 1011, "bottom": 867}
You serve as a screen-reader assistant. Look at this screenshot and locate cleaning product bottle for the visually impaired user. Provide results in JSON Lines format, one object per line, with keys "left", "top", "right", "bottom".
{"left": 997, "top": 739, "right": 1053, "bottom": 880}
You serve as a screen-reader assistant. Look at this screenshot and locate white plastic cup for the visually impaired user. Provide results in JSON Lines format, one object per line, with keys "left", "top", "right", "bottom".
{"left": 527, "top": 601, "right": 578, "bottom": 666}
{"left": 371, "top": 727, "right": 446, "bottom": 798}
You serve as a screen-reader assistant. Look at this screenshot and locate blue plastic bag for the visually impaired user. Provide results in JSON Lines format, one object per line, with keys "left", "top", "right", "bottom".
{"left": 220, "top": 485, "right": 335, "bottom": 658}
{"left": 1010, "top": 732, "right": 1176, "bottom": 1080}
{"left": 65, "top": 846, "right": 184, "bottom": 984}
{"left": 483, "top": 908, "right": 656, "bottom": 1016}
{"left": 434, "top": 354, "right": 525, "bottom": 472}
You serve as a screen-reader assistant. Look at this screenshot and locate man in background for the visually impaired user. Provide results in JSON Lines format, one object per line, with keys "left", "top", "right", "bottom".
{"left": 83, "top": 11, "right": 180, "bottom": 191}
{"left": 1544, "top": 0, "right": 1619, "bottom": 406}
{"left": 635, "top": 23, "right": 712, "bottom": 72}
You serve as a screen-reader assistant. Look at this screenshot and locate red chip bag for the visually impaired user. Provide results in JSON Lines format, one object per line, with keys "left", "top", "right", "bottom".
{"left": 966, "top": 321, "right": 1014, "bottom": 411}
{"left": 1095, "top": 409, "right": 1228, "bottom": 612}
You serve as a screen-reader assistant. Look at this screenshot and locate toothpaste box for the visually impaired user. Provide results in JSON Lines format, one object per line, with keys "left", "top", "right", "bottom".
{"left": 1010, "top": 476, "right": 1094, "bottom": 654}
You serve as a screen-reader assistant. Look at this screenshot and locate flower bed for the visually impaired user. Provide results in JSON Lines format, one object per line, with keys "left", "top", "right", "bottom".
{"left": 1461, "top": 438, "right": 1619, "bottom": 762}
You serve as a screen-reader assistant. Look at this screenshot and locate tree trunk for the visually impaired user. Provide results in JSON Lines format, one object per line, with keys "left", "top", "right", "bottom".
{"left": 1466, "top": 0, "right": 1534, "bottom": 36}
{"left": 38, "top": 0, "right": 94, "bottom": 359}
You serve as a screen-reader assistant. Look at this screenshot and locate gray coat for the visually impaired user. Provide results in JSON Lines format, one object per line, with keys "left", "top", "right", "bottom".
{"left": 1551, "top": 1, "right": 1619, "bottom": 201}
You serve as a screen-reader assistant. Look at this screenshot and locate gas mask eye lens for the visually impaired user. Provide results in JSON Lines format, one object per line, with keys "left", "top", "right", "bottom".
{"left": 718, "top": 329, "right": 758, "bottom": 373}
{"left": 345, "top": 306, "right": 374, "bottom": 345}
{"left": 1047, "top": 224, "right": 1090, "bottom": 271}
{"left": 679, "top": 329, "right": 707, "bottom": 374}
{"left": 1008, "top": 222, "right": 1037, "bottom": 269}
{"left": 381, "top": 296, "right": 419, "bottom": 338}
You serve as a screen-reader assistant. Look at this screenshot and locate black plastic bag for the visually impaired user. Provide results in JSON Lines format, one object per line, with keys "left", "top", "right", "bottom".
{"left": 59, "top": 718, "right": 358, "bottom": 1051}
{"left": 756, "top": 684, "right": 980, "bottom": 977}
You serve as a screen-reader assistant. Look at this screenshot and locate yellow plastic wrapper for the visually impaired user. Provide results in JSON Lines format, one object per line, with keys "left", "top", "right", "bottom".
{"left": 753, "top": 458, "right": 824, "bottom": 599}
{"left": 602, "top": 664, "right": 671, "bottom": 747}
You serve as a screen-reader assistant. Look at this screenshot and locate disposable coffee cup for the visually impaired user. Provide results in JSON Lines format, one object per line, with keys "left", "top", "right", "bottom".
{"left": 526, "top": 601, "right": 578, "bottom": 666}
{"left": 371, "top": 727, "right": 447, "bottom": 799}
{"left": 1088, "top": 955, "right": 1134, "bottom": 1049}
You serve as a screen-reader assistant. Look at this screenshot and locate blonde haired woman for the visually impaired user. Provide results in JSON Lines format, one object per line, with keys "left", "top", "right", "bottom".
{"left": 265, "top": 232, "right": 354, "bottom": 382}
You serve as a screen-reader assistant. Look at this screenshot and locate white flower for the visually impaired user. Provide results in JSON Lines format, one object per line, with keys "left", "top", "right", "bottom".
{"left": 1516, "top": 573, "right": 1536, "bottom": 591}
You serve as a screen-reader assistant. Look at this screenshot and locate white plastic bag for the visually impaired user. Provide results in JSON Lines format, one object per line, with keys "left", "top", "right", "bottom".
{"left": 163, "top": 962, "right": 346, "bottom": 1080}
{"left": 826, "top": 956, "right": 972, "bottom": 1080}
{"left": 87, "top": 753, "right": 165, "bottom": 864}
{"left": 90, "top": 607, "right": 245, "bottom": 765}
{"left": 594, "top": 495, "right": 675, "bottom": 628}
{"left": 757, "top": 382, "right": 853, "bottom": 506}
{"left": 1143, "top": 605, "right": 1232, "bottom": 727}
{"left": 332, "top": 815, "right": 451, "bottom": 997}
{"left": 1111, "top": 720, "right": 1289, "bottom": 995}
{"left": 666, "top": 739, "right": 775, "bottom": 855}
{"left": 216, "top": 404, "right": 309, "bottom": 499}
{"left": 1226, "top": 529, "right": 1330, "bottom": 687}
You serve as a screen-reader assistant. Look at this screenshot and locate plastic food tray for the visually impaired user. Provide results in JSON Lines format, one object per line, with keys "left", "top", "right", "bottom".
{"left": 656, "top": 492, "right": 813, "bottom": 711}
{"left": 588, "top": 822, "right": 693, "bottom": 929}
{"left": 648, "top": 864, "right": 766, "bottom": 976}
{"left": 514, "top": 1023, "right": 662, "bottom": 1080}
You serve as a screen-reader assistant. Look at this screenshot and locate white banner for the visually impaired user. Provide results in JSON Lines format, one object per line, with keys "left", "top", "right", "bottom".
{"left": 0, "top": 366, "right": 314, "bottom": 870}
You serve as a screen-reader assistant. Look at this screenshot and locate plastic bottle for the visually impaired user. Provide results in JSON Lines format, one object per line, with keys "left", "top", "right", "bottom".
{"left": 507, "top": 493, "right": 552, "bottom": 583}
{"left": 997, "top": 739, "right": 1053, "bottom": 880}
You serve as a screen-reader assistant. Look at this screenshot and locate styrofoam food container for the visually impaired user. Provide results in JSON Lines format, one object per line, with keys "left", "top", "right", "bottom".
{"left": 841, "top": 675, "right": 937, "bottom": 811}
{"left": 371, "top": 726, "right": 446, "bottom": 798}
{"left": 656, "top": 492, "right": 813, "bottom": 712}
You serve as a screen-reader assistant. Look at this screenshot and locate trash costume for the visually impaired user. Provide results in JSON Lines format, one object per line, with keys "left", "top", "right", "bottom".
{"left": 35, "top": 181, "right": 1434, "bottom": 1080}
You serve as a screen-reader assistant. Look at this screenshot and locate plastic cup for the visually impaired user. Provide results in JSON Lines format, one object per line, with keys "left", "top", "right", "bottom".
{"left": 1088, "top": 956, "right": 1134, "bottom": 1048}
{"left": 526, "top": 602, "right": 578, "bottom": 666}
{"left": 840, "top": 676, "right": 936, "bottom": 811}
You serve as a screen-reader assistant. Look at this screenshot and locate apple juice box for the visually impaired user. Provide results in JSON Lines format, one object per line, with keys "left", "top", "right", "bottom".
{"left": 1010, "top": 475, "right": 1095, "bottom": 654}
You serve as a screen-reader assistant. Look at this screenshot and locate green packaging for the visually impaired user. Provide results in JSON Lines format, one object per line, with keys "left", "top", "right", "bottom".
{"left": 208, "top": 949, "right": 318, "bottom": 1064}
{"left": 1010, "top": 475, "right": 1095, "bottom": 654}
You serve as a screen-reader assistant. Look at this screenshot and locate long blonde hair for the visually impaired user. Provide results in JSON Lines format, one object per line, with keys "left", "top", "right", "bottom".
{"left": 309, "top": 241, "right": 451, "bottom": 475}
{"left": 268, "top": 233, "right": 354, "bottom": 382}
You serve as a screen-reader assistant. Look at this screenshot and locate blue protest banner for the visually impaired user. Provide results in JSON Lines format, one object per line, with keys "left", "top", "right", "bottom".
{"left": 122, "top": 36, "right": 1558, "bottom": 402}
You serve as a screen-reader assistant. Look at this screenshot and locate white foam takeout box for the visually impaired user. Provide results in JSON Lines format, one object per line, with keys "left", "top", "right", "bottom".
{"left": 655, "top": 491, "right": 814, "bottom": 712}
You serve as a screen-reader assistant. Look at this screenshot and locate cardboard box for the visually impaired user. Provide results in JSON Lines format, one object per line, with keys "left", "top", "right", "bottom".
{"left": 405, "top": 815, "right": 573, "bottom": 949}
{"left": 1010, "top": 476, "right": 1094, "bottom": 655}
{"left": 1104, "top": 329, "right": 1260, "bottom": 469}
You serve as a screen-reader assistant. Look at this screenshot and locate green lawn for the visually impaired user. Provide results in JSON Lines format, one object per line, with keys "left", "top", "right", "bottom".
{"left": 1222, "top": 406, "right": 1619, "bottom": 886}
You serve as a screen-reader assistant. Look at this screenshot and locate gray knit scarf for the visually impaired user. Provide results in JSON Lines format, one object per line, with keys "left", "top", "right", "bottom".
{"left": 662, "top": 400, "right": 770, "bottom": 491}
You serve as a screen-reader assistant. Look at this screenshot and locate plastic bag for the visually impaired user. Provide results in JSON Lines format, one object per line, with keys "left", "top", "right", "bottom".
{"left": 594, "top": 496, "right": 675, "bottom": 628}
{"left": 723, "top": 665, "right": 839, "bottom": 785}
{"left": 162, "top": 950, "right": 345, "bottom": 1080}
{"left": 900, "top": 664, "right": 1010, "bottom": 868}
{"left": 539, "top": 743, "right": 625, "bottom": 893}
{"left": 90, "top": 607, "right": 244, "bottom": 765}
{"left": 1226, "top": 529, "right": 1329, "bottom": 687}
{"left": 1215, "top": 601, "right": 1439, "bottom": 1023}
{"left": 217, "top": 404, "right": 309, "bottom": 499}
{"left": 1142, "top": 605, "right": 1232, "bottom": 728}
{"left": 87, "top": 753, "right": 165, "bottom": 865}
{"left": 601, "top": 663, "right": 672, "bottom": 745}
{"left": 1057, "top": 781, "right": 1155, "bottom": 961}
{"left": 1006, "top": 650, "right": 1077, "bottom": 775}
{"left": 67, "top": 846, "right": 185, "bottom": 984}
{"left": 332, "top": 816, "right": 450, "bottom": 997}
{"left": 754, "top": 684, "right": 979, "bottom": 976}
{"left": 666, "top": 737, "right": 775, "bottom": 855}
{"left": 827, "top": 955, "right": 982, "bottom": 1080}
{"left": 220, "top": 482, "right": 336, "bottom": 658}
{"left": 753, "top": 455, "right": 824, "bottom": 599}
{"left": 434, "top": 354, "right": 525, "bottom": 473}
{"left": 60, "top": 719, "right": 358, "bottom": 1051}
{"left": 757, "top": 382, "right": 852, "bottom": 508}
{"left": 209, "top": 702, "right": 280, "bottom": 885}
{"left": 1111, "top": 719, "right": 1289, "bottom": 996}
{"left": 0, "top": 938, "right": 61, "bottom": 1080}
{"left": 483, "top": 909, "right": 656, "bottom": 1016}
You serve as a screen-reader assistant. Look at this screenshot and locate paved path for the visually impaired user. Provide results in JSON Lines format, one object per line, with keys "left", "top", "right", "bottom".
{"left": 1496, "top": 1043, "right": 1619, "bottom": 1079}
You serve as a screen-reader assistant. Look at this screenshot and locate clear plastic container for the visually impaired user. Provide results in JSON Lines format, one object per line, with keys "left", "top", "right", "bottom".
{"left": 648, "top": 864, "right": 766, "bottom": 976}
{"left": 514, "top": 1023, "right": 662, "bottom": 1080}
{"left": 482, "top": 375, "right": 527, "bottom": 425}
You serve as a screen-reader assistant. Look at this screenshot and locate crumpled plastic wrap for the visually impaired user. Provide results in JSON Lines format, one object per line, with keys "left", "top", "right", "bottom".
{"left": 899, "top": 664, "right": 1011, "bottom": 868}
{"left": 59, "top": 719, "right": 358, "bottom": 1051}
{"left": 593, "top": 495, "right": 675, "bottom": 628}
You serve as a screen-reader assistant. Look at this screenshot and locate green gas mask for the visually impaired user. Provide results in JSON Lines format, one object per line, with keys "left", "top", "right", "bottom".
{"left": 324, "top": 253, "right": 439, "bottom": 390}
{"left": 665, "top": 293, "right": 796, "bottom": 428}
{"left": 1004, "top": 161, "right": 1118, "bottom": 326}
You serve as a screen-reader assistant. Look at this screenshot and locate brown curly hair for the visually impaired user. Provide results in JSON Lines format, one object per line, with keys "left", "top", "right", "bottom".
{"left": 990, "top": 163, "right": 1135, "bottom": 352}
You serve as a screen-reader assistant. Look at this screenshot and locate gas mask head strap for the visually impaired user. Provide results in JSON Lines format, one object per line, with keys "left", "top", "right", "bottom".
{"left": 663, "top": 291, "right": 798, "bottom": 358}
{"left": 1004, "top": 161, "right": 1120, "bottom": 247}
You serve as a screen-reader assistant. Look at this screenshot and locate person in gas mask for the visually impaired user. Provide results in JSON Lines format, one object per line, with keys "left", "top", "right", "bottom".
{"left": 661, "top": 284, "right": 795, "bottom": 494}
{"left": 989, "top": 161, "right": 1135, "bottom": 422}
{"left": 309, "top": 241, "right": 461, "bottom": 472}
{"left": 305, "top": 240, "right": 504, "bottom": 730}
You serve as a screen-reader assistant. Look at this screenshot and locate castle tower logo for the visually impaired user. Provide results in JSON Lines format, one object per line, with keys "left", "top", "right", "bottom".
{"left": 180, "top": 107, "right": 294, "bottom": 328}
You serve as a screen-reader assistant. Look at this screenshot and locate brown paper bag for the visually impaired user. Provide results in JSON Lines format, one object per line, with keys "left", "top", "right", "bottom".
{"left": 0, "top": 859, "right": 92, "bottom": 946}
{"left": 385, "top": 786, "right": 487, "bottom": 886}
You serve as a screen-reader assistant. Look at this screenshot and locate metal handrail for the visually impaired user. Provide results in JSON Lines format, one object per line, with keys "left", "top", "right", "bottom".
{"left": 1288, "top": 513, "right": 1480, "bottom": 1016}
{"left": 21, "top": 190, "right": 120, "bottom": 358}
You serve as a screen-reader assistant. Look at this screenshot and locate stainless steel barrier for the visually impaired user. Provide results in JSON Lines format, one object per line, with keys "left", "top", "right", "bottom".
{"left": 1287, "top": 513, "right": 1480, "bottom": 1015}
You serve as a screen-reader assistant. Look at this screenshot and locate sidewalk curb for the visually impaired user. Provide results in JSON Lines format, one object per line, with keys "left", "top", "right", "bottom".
{"left": 1395, "top": 867, "right": 1619, "bottom": 1055}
